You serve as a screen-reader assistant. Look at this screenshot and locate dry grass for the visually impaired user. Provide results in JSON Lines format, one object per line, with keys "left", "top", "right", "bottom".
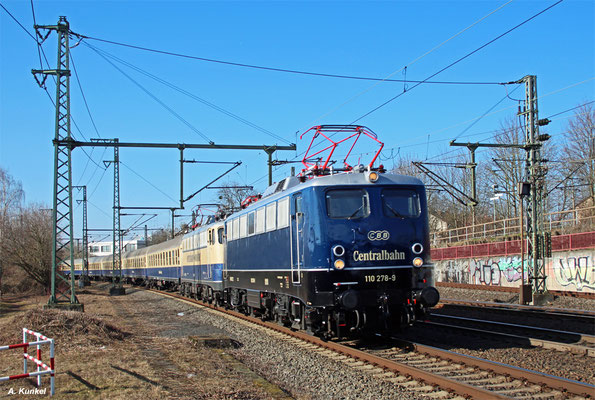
{"left": 0, "top": 284, "right": 293, "bottom": 399}
{"left": 0, "top": 308, "right": 129, "bottom": 348}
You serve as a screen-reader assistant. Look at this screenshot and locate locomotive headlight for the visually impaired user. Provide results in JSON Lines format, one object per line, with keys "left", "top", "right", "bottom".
{"left": 334, "top": 259, "right": 346, "bottom": 270}
{"left": 413, "top": 257, "right": 423, "bottom": 267}
{"left": 411, "top": 243, "right": 423, "bottom": 255}
{"left": 366, "top": 171, "right": 379, "bottom": 183}
{"left": 332, "top": 245, "right": 345, "bottom": 257}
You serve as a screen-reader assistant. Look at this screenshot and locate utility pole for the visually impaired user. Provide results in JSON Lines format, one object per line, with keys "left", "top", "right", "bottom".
{"left": 73, "top": 186, "right": 90, "bottom": 287}
{"left": 112, "top": 139, "right": 125, "bottom": 295}
{"left": 32, "top": 16, "right": 83, "bottom": 311}
{"left": 450, "top": 75, "right": 551, "bottom": 304}
{"left": 520, "top": 75, "right": 551, "bottom": 304}
{"left": 101, "top": 139, "right": 125, "bottom": 295}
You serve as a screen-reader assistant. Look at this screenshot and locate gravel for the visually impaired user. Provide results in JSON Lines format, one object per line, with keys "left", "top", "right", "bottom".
{"left": 123, "top": 288, "right": 595, "bottom": 399}
{"left": 135, "top": 291, "right": 434, "bottom": 400}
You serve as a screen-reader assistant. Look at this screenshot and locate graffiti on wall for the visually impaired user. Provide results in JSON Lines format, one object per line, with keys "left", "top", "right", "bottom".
{"left": 436, "top": 250, "right": 595, "bottom": 293}
{"left": 469, "top": 257, "right": 530, "bottom": 286}
{"left": 442, "top": 260, "right": 469, "bottom": 284}
{"left": 439, "top": 256, "right": 530, "bottom": 286}
{"left": 553, "top": 255, "right": 595, "bottom": 291}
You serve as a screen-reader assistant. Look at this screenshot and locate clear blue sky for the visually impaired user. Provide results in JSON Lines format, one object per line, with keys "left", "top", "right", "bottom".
{"left": 1, "top": 0, "right": 593, "bottom": 242}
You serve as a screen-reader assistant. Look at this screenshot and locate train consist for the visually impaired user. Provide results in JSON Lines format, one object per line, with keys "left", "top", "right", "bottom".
{"left": 67, "top": 126, "right": 440, "bottom": 338}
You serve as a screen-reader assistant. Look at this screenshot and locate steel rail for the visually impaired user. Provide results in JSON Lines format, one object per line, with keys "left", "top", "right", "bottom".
{"left": 439, "top": 299, "right": 595, "bottom": 320}
{"left": 429, "top": 313, "right": 595, "bottom": 344}
{"left": 409, "top": 341, "right": 595, "bottom": 397}
{"left": 418, "top": 320, "right": 594, "bottom": 356}
{"left": 147, "top": 288, "right": 593, "bottom": 399}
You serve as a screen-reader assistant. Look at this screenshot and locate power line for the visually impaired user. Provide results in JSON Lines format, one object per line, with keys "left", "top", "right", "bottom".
{"left": 71, "top": 51, "right": 108, "bottom": 186}
{"left": 351, "top": 0, "right": 565, "bottom": 123}
{"left": 85, "top": 43, "right": 213, "bottom": 144}
{"left": 453, "top": 84, "right": 522, "bottom": 141}
{"left": 300, "top": 0, "right": 515, "bottom": 131}
{"left": 88, "top": 199, "right": 112, "bottom": 219}
{"left": 276, "top": 1, "right": 564, "bottom": 175}
{"left": 313, "top": 103, "right": 595, "bottom": 173}
{"left": 75, "top": 32, "right": 507, "bottom": 86}
{"left": 70, "top": 52, "right": 102, "bottom": 139}
{"left": 84, "top": 43, "right": 291, "bottom": 145}
{"left": 88, "top": 165, "right": 109, "bottom": 199}
{"left": 378, "top": 80, "right": 595, "bottom": 155}
{"left": 253, "top": 85, "right": 593, "bottom": 188}
{"left": 29, "top": 0, "right": 43, "bottom": 70}
{"left": 545, "top": 100, "right": 595, "bottom": 119}
{"left": 0, "top": 2, "right": 35, "bottom": 40}
{"left": 120, "top": 161, "right": 178, "bottom": 203}
{"left": 0, "top": 3, "right": 108, "bottom": 182}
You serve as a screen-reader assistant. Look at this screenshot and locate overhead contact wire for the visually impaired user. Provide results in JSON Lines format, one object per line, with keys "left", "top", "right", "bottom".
{"left": 77, "top": 32, "right": 505, "bottom": 86}
{"left": 352, "top": 0, "right": 565, "bottom": 123}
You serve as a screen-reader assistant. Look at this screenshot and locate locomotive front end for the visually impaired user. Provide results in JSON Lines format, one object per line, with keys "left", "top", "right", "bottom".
{"left": 308, "top": 172, "right": 439, "bottom": 337}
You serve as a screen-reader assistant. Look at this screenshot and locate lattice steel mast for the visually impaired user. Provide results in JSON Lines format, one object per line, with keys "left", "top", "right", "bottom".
{"left": 97, "top": 139, "right": 126, "bottom": 295}
{"left": 447, "top": 75, "right": 551, "bottom": 304}
{"left": 520, "top": 75, "right": 550, "bottom": 302}
{"left": 32, "top": 16, "right": 83, "bottom": 310}
{"left": 73, "top": 185, "right": 90, "bottom": 287}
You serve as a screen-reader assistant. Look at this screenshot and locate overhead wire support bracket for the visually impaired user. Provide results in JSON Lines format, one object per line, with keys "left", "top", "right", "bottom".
{"left": 184, "top": 161, "right": 242, "bottom": 203}
{"left": 62, "top": 138, "right": 294, "bottom": 209}
{"left": 412, "top": 162, "right": 478, "bottom": 207}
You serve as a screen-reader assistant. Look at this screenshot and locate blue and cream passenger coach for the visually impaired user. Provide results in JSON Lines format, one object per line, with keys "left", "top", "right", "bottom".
{"left": 223, "top": 168, "right": 439, "bottom": 337}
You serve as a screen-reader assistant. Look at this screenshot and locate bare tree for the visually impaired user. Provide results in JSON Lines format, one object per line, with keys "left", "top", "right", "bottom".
{"left": 0, "top": 168, "right": 25, "bottom": 294}
{"left": 149, "top": 229, "right": 170, "bottom": 245}
{"left": 0, "top": 168, "right": 24, "bottom": 219}
{"left": 393, "top": 153, "right": 481, "bottom": 230}
{"left": 0, "top": 204, "right": 52, "bottom": 288}
{"left": 216, "top": 182, "right": 256, "bottom": 212}
{"left": 560, "top": 103, "right": 595, "bottom": 207}
{"left": 486, "top": 117, "right": 527, "bottom": 220}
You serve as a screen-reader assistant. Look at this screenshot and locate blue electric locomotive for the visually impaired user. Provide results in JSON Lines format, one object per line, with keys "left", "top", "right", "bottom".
{"left": 223, "top": 168, "right": 439, "bottom": 337}
{"left": 66, "top": 125, "right": 439, "bottom": 338}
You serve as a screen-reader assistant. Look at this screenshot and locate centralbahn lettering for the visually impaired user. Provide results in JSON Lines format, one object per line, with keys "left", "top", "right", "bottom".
{"left": 353, "top": 250, "right": 405, "bottom": 262}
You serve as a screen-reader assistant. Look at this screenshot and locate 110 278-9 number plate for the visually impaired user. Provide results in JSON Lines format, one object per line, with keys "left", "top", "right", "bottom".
{"left": 363, "top": 274, "right": 397, "bottom": 283}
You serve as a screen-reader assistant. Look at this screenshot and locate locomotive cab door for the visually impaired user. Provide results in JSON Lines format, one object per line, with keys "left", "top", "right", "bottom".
{"left": 290, "top": 193, "right": 304, "bottom": 285}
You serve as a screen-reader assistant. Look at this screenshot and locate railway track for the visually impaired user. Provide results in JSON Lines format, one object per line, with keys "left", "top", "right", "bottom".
{"left": 147, "top": 288, "right": 595, "bottom": 399}
{"left": 419, "top": 314, "right": 595, "bottom": 356}
{"left": 438, "top": 299, "right": 595, "bottom": 327}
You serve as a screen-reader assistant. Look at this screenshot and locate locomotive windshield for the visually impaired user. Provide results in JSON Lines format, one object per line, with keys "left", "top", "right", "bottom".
{"left": 381, "top": 189, "right": 421, "bottom": 218}
{"left": 326, "top": 189, "right": 370, "bottom": 219}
